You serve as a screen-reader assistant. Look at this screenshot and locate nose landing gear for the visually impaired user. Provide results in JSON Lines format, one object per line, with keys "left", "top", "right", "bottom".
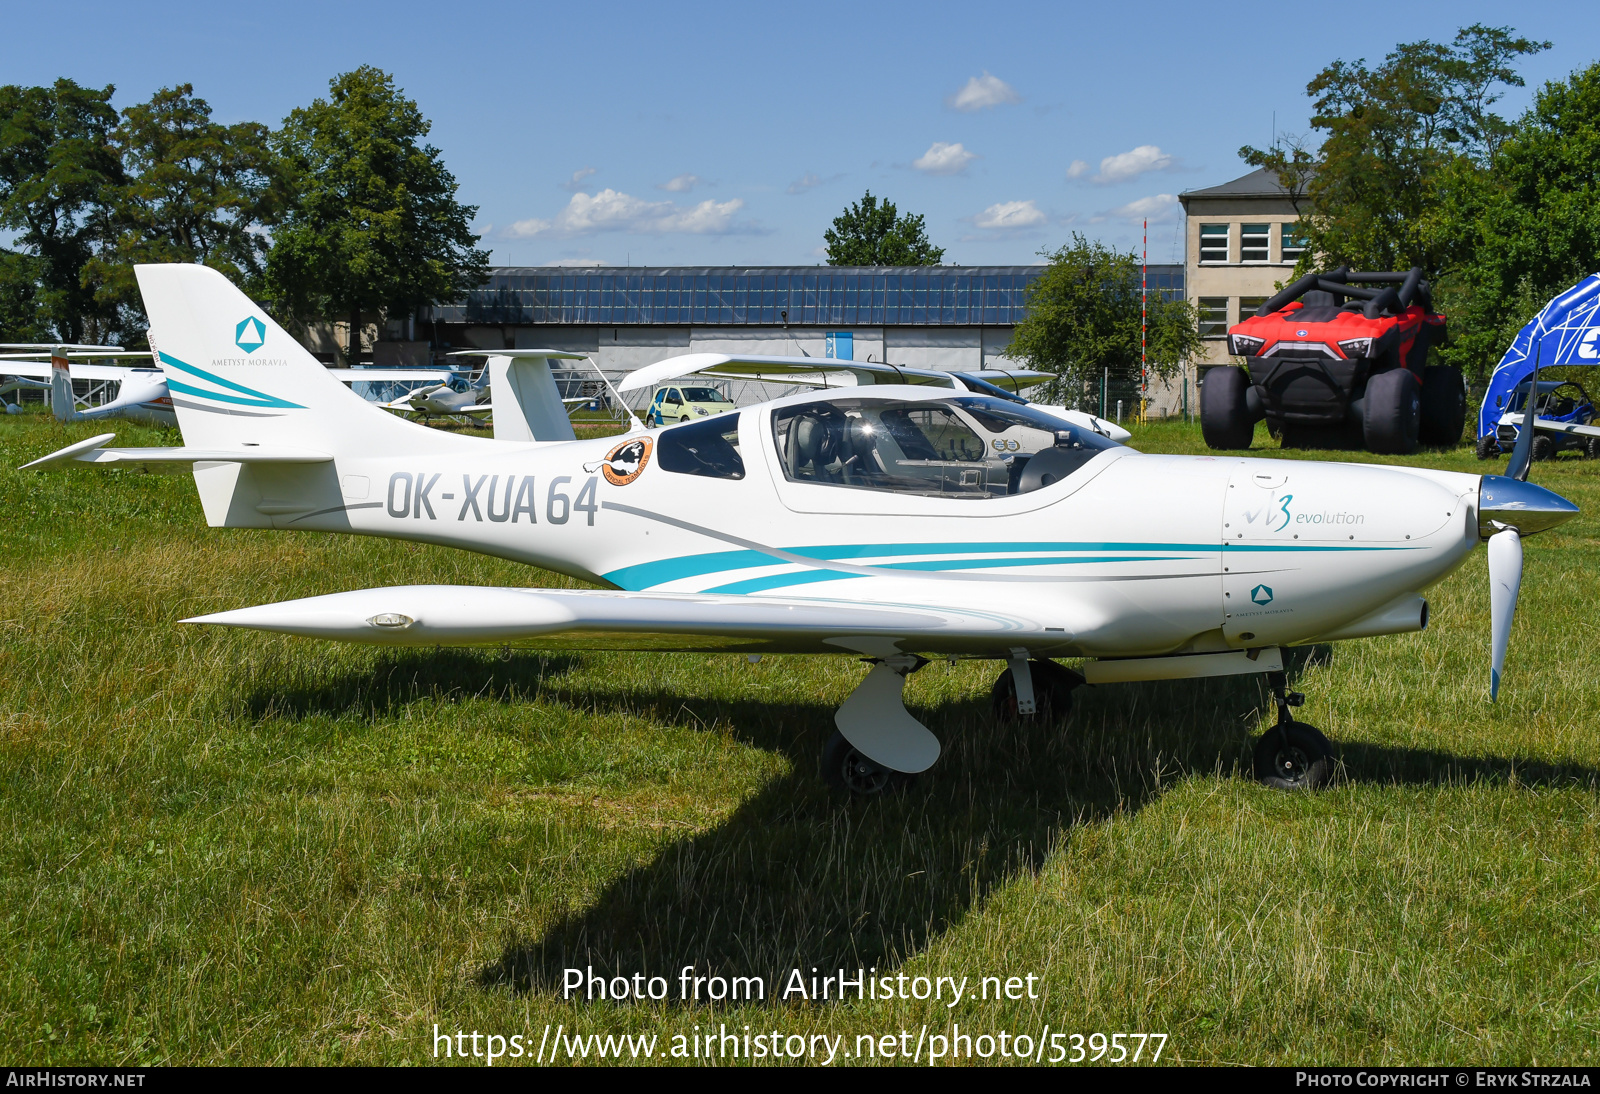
{"left": 1253, "top": 670, "right": 1335, "bottom": 790}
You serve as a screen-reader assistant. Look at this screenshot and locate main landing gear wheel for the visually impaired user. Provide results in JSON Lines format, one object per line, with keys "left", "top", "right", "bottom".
{"left": 991, "top": 658, "right": 1083, "bottom": 723}
{"left": 1252, "top": 670, "right": 1335, "bottom": 791}
{"left": 821, "top": 729, "right": 913, "bottom": 797}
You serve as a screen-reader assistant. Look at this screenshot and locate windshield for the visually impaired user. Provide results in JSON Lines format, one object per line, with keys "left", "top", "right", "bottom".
{"left": 680, "top": 386, "right": 729, "bottom": 403}
{"left": 955, "top": 374, "right": 1028, "bottom": 404}
{"left": 951, "top": 397, "right": 1121, "bottom": 449}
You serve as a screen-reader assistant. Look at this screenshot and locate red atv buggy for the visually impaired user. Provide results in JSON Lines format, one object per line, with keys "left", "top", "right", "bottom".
{"left": 1199, "top": 267, "right": 1464, "bottom": 453}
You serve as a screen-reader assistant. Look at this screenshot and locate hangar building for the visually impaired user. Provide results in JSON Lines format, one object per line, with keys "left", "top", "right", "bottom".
{"left": 420, "top": 264, "right": 1184, "bottom": 394}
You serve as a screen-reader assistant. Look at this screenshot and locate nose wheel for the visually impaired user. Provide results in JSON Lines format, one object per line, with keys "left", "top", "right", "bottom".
{"left": 1253, "top": 671, "right": 1335, "bottom": 790}
{"left": 821, "top": 730, "right": 914, "bottom": 796}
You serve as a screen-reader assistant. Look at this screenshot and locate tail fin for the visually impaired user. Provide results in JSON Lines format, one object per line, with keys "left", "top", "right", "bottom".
{"left": 49, "top": 349, "right": 75, "bottom": 421}
{"left": 134, "top": 264, "right": 474, "bottom": 456}
{"left": 486, "top": 353, "right": 577, "bottom": 442}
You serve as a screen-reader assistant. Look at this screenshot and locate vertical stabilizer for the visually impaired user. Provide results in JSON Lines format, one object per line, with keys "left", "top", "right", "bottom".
{"left": 487, "top": 352, "right": 581, "bottom": 442}
{"left": 49, "top": 349, "right": 75, "bottom": 421}
{"left": 133, "top": 264, "right": 476, "bottom": 457}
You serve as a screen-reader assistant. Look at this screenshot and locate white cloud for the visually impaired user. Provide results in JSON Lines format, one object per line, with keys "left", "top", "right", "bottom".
{"left": 1085, "top": 145, "right": 1177, "bottom": 185}
{"left": 1103, "top": 193, "right": 1179, "bottom": 224}
{"left": 947, "top": 71, "right": 1020, "bottom": 112}
{"left": 656, "top": 174, "right": 703, "bottom": 192}
{"left": 561, "top": 166, "right": 598, "bottom": 192}
{"left": 913, "top": 141, "right": 977, "bottom": 176}
{"left": 788, "top": 171, "right": 844, "bottom": 194}
{"left": 972, "top": 200, "right": 1047, "bottom": 231}
{"left": 506, "top": 189, "right": 749, "bottom": 238}
{"left": 1066, "top": 159, "right": 1090, "bottom": 180}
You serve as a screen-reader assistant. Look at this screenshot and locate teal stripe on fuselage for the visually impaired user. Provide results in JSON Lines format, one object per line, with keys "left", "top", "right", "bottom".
{"left": 607, "top": 541, "right": 1214, "bottom": 590}
{"left": 604, "top": 539, "right": 1409, "bottom": 592}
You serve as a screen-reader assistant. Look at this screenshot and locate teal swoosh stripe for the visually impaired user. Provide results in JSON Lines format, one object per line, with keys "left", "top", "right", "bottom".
{"left": 604, "top": 538, "right": 1408, "bottom": 591}
{"left": 606, "top": 541, "right": 1217, "bottom": 589}
{"left": 160, "top": 351, "right": 305, "bottom": 410}
{"left": 604, "top": 549, "right": 769, "bottom": 591}
{"left": 703, "top": 554, "right": 1197, "bottom": 595}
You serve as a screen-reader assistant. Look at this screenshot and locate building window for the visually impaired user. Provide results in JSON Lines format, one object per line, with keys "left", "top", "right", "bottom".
{"left": 1198, "top": 297, "right": 1229, "bottom": 337}
{"left": 1281, "top": 224, "right": 1307, "bottom": 263}
{"left": 1239, "top": 296, "right": 1268, "bottom": 320}
{"left": 1199, "top": 224, "right": 1229, "bottom": 264}
{"left": 1241, "top": 224, "right": 1270, "bottom": 262}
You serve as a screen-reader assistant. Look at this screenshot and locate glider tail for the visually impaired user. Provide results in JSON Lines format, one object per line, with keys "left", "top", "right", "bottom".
{"left": 49, "top": 349, "right": 75, "bottom": 422}
{"left": 132, "top": 263, "right": 471, "bottom": 457}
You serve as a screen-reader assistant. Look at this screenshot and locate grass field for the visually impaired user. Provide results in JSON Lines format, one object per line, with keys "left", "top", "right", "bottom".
{"left": 2, "top": 410, "right": 1597, "bottom": 1066}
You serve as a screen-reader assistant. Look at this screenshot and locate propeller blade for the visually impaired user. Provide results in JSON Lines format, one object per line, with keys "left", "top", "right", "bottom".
{"left": 1488, "top": 528, "right": 1523, "bottom": 701}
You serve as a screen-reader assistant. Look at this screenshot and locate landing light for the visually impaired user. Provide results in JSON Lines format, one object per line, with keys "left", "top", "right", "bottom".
{"left": 368, "top": 613, "right": 414, "bottom": 629}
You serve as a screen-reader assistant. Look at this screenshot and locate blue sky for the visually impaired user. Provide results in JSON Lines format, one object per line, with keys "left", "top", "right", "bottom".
{"left": 10, "top": 1, "right": 1598, "bottom": 268}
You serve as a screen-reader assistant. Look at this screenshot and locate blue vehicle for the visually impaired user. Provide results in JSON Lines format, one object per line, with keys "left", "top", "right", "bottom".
{"left": 1477, "top": 379, "right": 1600, "bottom": 461}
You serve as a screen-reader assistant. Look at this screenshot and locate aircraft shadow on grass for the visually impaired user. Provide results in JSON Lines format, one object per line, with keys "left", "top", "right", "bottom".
{"left": 463, "top": 645, "right": 1600, "bottom": 1000}
{"left": 244, "top": 646, "right": 1599, "bottom": 998}
{"left": 241, "top": 649, "right": 583, "bottom": 721}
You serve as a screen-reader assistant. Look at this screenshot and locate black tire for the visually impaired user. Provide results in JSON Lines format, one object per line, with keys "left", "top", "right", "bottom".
{"left": 1476, "top": 433, "right": 1500, "bottom": 460}
{"left": 991, "top": 659, "right": 1081, "bottom": 723}
{"left": 1532, "top": 433, "right": 1555, "bottom": 462}
{"left": 1586, "top": 437, "right": 1600, "bottom": 460}
{"left": 1418, "top": 365, "right": 1467, "bottom": 447}
{"left": 1252, "top": 721, "right": 1335, "bottom": 791}
{"left": 821, "top": 730, "right": 913, "bottom": 796}
{"left": 1362, "top": 368, "right": 1422, "bottom": 454}
{"left": 1200, "top": 366, "right": 1256, "bottom": 450}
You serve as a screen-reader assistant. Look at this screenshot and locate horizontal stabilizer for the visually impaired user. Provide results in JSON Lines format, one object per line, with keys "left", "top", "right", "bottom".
{"left": 22, "top": 433, "right": 331, "bottom": 471}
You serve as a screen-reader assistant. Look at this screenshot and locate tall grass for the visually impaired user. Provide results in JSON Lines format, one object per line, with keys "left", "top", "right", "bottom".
{"left": 1, "top": 411, "right": 1596, "bottom": 1064}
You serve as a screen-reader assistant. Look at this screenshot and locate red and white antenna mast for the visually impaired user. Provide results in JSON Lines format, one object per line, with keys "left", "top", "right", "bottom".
{"left": 1141, "top": 218, "right": 1148, "bottom": 418}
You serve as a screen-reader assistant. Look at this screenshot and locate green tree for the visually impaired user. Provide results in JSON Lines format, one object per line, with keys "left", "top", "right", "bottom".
{"left": 1438, "top": 63, "right": 1600, "bottom": 378}
{"left": 823, "top": 191, "right": 944, "bottom": 265}
{"left": 1242, "top": 25, "right": 1546, "bottom": 277}
{"left": 84, "top": 85, "right": 281, "bottom": 329}
{"left": 265, "top": 67, "right": 487, "bottom": 360}
{"left": 0, "top": 78, "right": 123, "bottom": 343}
{"left": 1006, "top": 234, "right": 1202, "bottom": 403}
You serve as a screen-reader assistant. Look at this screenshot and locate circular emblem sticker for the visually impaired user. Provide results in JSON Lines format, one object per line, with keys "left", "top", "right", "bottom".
{"left": 600, "top": 437, "right": 652, "bottom": 486}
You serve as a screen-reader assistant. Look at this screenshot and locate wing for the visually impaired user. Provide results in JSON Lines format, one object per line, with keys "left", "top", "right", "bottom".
{"left": 181, "top": 584, "right": 1069, "bottom": 657}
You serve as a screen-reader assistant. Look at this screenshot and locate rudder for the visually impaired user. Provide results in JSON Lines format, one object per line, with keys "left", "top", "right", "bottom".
{"left": 134, "top": 264, "right": 472, "bottom": 456}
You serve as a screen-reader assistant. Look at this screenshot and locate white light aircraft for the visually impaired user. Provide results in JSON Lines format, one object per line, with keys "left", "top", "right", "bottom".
{"left": 23, "top": 266, "right": 1579, "bottom": 795}
{"left": 617, "top": 354, "right": 1131, "bottom": 441}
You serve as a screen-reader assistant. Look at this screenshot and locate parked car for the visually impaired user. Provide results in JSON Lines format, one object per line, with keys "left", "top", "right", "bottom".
{"left": 645, "top": 384, "right": 736, "bottom": 427}
{"left": 1200, "top": 266, "right": 1463, "bottom": 453}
